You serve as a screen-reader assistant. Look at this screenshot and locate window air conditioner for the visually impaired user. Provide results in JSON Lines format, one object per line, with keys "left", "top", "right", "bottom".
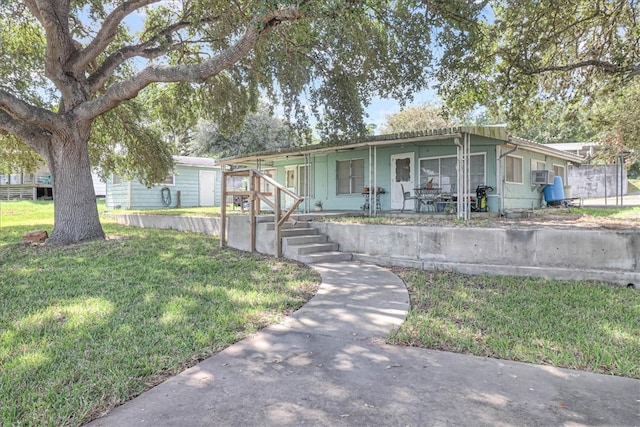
{"left": 531, "top": 170, "right": 554, "bottom": 185}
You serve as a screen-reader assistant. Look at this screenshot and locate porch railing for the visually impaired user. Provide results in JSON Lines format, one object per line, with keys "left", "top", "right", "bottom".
{"left": 220, "top": 169, "right": 303, "bottom": 257}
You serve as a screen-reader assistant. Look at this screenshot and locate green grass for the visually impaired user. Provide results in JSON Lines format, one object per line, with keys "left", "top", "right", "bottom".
{"left": 0, "top": 201, "right": 319, "bottom": 426}
{"left": 571, "top": 206, "right": 640, "bottom": 219}
{"left": 389, "top": 269, "right": 640, "bottom": 379}
{"left": 2, "top": 200, "right": 639, "bottom": 425}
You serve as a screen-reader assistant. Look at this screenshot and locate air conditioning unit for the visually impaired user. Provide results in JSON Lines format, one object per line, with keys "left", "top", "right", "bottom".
{"left": 531, "top": 170, "right": 554, "bottom": 185}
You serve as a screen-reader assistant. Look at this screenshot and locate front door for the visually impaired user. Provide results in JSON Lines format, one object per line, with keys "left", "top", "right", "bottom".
{"left": 390, "top": 153, "right": 415, "bottom": 209}
{"left": 199, "top": 170, "right": 216, "bottom": 206}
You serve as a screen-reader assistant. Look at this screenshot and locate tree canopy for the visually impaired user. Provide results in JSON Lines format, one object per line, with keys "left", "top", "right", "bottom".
{"left": 192, "top": 106, "right": 299, "bottom": 159}
{"left": 380, "top": 103, "right": 457, "bottom": 134}
{"left": 439, "top": 0, "right": 639, "bottom": 136}
{"left": 0, "top": 0, "right": 485, "bottom": 244}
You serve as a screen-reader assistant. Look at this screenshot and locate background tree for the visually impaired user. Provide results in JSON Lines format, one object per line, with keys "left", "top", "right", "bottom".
{"left": 192, "top": 106, "right": 298, "bottom": 159}
{"left": 380, "top": 103, "right": 457, "bottom": 134}
{"left": 0, "top": 0, "right": 486, "bottom": 245}
{"left": 518, "top": 105, "right": 596, "bottom": 144}
{"left": 438, "top": 0, "right": 640, "bottom": 146}
{"left": 589, "top": 79, "right": 640, "bottom": 168}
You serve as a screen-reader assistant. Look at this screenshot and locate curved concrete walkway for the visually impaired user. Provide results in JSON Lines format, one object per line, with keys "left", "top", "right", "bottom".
{"left": 88, "top": 262, "right": 639, "bottom": 426}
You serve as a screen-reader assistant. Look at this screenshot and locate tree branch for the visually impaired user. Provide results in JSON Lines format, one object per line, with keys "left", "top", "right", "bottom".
{"left": 520, "top": 60, "right": 638, "bottom": 76}
{"left": 0, "top": 110, "right": 51, "bottom": 154}
{"left": 0, "top": 89, "right": 60, "bottom": 132}
{"left": 75, "top": 8, "right": 303, "bottom": 120}
{"left": 86, "top": 17, "right": 220, "bottom": 94}
{"left": 74, "top": 0, "right": 161, "bottom": 72}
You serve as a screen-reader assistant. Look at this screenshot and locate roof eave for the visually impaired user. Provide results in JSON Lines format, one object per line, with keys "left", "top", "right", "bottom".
{"left": 508, "top": 137, "right": 585, "bottom": 163}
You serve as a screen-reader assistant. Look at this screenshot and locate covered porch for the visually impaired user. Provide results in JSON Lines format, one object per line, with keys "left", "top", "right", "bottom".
{"left": 218, "top": 127, "right": 512, "bottom": 219}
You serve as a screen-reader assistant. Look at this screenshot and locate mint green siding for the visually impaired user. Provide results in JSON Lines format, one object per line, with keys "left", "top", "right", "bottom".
{"left": 269, "top": 135, "right": 501, "bottom": 211}
{"left": 106, "top": 164, "right": 221, "bottom": 210}
{"left": 257, "top": 134, "right": 574, "bottom": 213}
{"left": 502, "top": 147, "right": 571, "bottom": 210}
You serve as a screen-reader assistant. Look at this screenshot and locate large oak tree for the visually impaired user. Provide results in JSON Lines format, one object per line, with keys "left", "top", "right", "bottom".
{"left": 0, "top": 0, "right": 485, "bottom": 244}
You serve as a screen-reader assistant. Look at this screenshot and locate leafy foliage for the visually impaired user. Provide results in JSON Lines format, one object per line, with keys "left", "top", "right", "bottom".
{"left": 0, "top": 0, "right": 488, "bottom": 243}
{"left": 439, "top": 0, "right": 640, "bottom": 149}
{"left": 381, "top": 103, "right": 457, "bottom": 134}
{"left": 589, "top": 80, "right": 640, "bottom": 165}
{"left": 192, "top": 106, "right": 299, "bottom": 159}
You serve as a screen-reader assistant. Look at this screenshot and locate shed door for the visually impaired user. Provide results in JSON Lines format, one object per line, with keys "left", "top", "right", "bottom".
{"left": 390, "top": 153, "right": 415, "bottom": 209}
{"left": 199, "top": 170, "right": 216, "bottom": 206}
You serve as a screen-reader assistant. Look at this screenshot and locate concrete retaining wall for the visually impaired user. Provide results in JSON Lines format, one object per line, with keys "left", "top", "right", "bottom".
{"left": 310, "top": 222, "right": 640, "bottom": 287}
{"left": 109, "top": 214, "right": 222, "bottom": 236}
{"left": 108, "top": 213, "right": 639, "bottom": 287}
{"left": 226, "top": 215, "right": 276, "bottom": 255}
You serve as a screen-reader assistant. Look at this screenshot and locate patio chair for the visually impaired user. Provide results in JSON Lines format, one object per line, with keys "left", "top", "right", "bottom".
{"left": 400, "top": 184, "right": 418, "bottom": 213}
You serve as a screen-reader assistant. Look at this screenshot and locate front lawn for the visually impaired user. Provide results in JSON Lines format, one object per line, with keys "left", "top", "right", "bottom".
{"left": 0, "top": 201, "right": 319, "bottom": 426}
{"left": 389, "top": 269, "right": 640, "bottom": 379}
{"left": 2, "top": 200, "right": 638, "bottom": 426}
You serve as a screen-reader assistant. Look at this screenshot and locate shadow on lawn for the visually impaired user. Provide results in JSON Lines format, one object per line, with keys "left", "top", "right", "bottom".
{"left": 0, "top": 231, "right": 318, "bottom": 425}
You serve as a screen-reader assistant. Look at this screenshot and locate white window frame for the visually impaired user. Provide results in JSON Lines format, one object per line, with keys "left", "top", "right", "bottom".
{"left": 298, "top": 164, "right": 311, "bottom": 197}
{"left": 160, "top": 175, "right": 175, "bottom": 186}
{"left": 336, "top": 158, "right": 365, "bottom": 195}
{"left": 531, "top": 159, "right": 546, "bottom": 172}
{"left": 552, "top": 164, "right": 566, "bottom": 182}
{"left": 505, "top": 155, "right": 524, "bottom": 184}
{"left": 418, "top": 153, "right": 486, "bottom": 195}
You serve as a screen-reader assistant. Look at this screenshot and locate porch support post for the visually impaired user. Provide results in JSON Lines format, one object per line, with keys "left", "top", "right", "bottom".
{"left": 304, "top": 153, "right": 315, "bottom": 213}
{"left": 249, "top": 170, "right": 256, "bottom": 253}
{"left": 368, "top": 145, "right": 373, "bottom": 216}
{"left": 220, "top": 169, "right": 227, "bottom": 248}
{"left": 465, "top": 133, "right": 471, "bottom": 219}
{"left": 373, "top": 145, "right": 378, "bottom": 215}
{"left": 455, "top": 133, "right": 471, "bottom": 220}
{"left": 275, "top": 188, "right": 282, "bottom": 257}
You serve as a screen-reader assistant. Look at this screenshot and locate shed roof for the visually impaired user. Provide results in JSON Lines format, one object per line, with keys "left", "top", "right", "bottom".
{"left": 174, "top": 156, "right": 218, "bottom": 168}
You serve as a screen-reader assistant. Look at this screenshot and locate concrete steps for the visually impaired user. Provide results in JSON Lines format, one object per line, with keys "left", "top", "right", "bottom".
{"left": 296, "top": 251, "right": 353, "bottom": 264}
{"left": 276, "top": 221, "right": 352, "bottom": 264}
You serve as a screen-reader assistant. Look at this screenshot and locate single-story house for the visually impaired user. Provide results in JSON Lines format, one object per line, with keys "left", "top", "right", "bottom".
{"left": 0, "top": 166, "right": 53, "bottom": 200}
{"left": 218, "top": 126, "right": 584, "bottom": 215}
{"left": 0, "top": 164, "right": 108, "bottom": 200}
{"left": 105, "top": 156, "right": 221, "bottom": 210}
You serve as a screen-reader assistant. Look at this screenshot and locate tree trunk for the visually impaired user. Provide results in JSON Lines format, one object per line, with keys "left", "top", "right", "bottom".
{"left": 46, "top": 128, "right": 105, "bottom": 245}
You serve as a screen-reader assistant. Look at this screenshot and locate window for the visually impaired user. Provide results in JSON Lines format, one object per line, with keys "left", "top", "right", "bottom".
{"left": 112, "top": 175, "right": 122, "bottom": 185}
{"left": 161, "top": 175, "right": 175, "bottom": 185}
{"left": 505, "top": 155, "right": 523, "bottom": 184}
{"left": 336, "top": 159, "right": 364, "bottom": 194}
{"left": 22, "top": 173, "right": 34, "bottom": 184}
{"left": 531, "top": 159, "right": 546, "bottom": 171}
{"left": 553, "top": 164, "right": 565, "bottom": 182}
{"left": 469, "top": 155, "right": 486, "bottom": 190}
{"left": 285, "top": 165, "right": 311, "bottom": 196}
{"left": 419, "top": 154, "right": 485, "bottom": 193}
{"left": 260, "top": 168, "right": 275, "bottom": 193}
